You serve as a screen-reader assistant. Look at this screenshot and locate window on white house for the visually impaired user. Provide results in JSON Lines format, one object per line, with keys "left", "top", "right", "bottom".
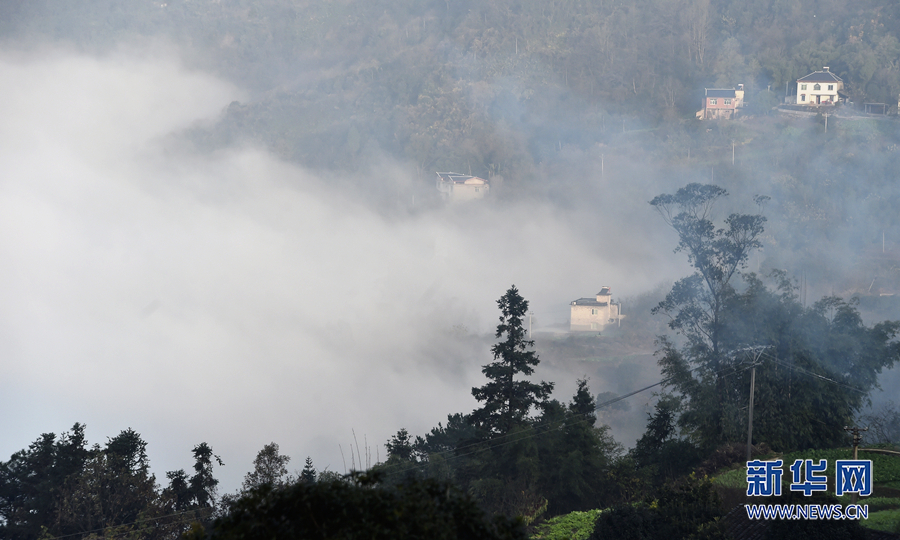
{"left": 828, "top": 84, "right": 834, "bottom": 90}
{"left": 591, "top": 309, "right": 598, "bottom": 315}
{"left": 591, "top": 322, "right": 599, "bottom": 330}
{"left": 814, "top": 83, "right": 821, "bottom": 90}
{"left": 801, "top": 94, "right": 806, "bottom": 101}
{"left": 801, "top": 84, "right": 807, "bottom": 90}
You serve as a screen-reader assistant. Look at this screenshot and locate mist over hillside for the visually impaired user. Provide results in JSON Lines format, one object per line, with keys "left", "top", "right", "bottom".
{"left": 2, "top": 0, "right": 900, "bottom": 495}
{"left": 0, "top": 47, "right": 680, "bottom": 491}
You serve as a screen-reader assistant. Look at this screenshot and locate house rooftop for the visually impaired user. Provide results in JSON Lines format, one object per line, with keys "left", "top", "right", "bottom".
{"left": 436, "top": 172, "right": 488, "bottom": 184}
{"left": 571, "top": 297, "right": 610, "bottom": 306}
{"left": 705, "top": 88, "right": 737, "bottom": 98}
{"left": 797, "top": 68, "right": 843, "bottom": 83}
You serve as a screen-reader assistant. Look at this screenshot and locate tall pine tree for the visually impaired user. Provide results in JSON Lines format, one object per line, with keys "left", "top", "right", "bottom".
{"left": 470, "top": 286, "right": 553, "bottom": 436}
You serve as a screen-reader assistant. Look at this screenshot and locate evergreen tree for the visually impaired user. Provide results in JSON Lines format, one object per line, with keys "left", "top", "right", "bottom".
{"left": 300, "top": 457, "right": 317, "bottom": 484}
{"left": 0, "top": 426, "right": 175, "bottom": 540}
{"left": 417, "top": 414, "right": 477, "bottom": 455}
{"left": 371, "top": 428, "right": 425, "bottom": 484}
{"left": 190, "top": 443, "right": 223, "bottom": 509}
{"left": 470, "top": 286, "right": 553, "bottom": 437}
{"left": 385, "top": 429, "right": 417, "bottom": 462}
{"left": 54, "top": 431, "right": 166, "bottom": 539}
{"left": 537, "top": 379, "right": 623, "bottom": 515}
{"left": 105, "top": 427, "right": 150, "bottom": 476}
{"left": 0, "top": 424, "right": 91, "bottom": 540}
{"left": 414, "top": 414, "right": 477, "bottom": 483}
{"left": 630, "top": 395, "right": 701, "bottom": 483}
{"left": 165, "top": 469, "right": 193, "bottom": 512}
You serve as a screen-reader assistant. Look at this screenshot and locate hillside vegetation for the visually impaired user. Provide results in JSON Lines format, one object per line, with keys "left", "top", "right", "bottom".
{"left": 5, "top": 0, "right": 900, "bottom": 298}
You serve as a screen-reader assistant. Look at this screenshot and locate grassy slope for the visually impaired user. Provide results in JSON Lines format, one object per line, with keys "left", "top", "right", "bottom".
{"left": 531, "top": 448, "right": 900, "bottom": 539}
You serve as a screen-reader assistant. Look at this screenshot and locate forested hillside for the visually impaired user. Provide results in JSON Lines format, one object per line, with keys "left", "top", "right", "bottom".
{"left": 5, "top": 0, "right": 900, "bottom": 300}
{"left": 3, "top": 0, "right": 900, "bottom": 171}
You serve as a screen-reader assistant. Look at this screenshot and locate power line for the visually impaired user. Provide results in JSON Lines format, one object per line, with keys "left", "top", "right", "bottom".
{"left": 42, "top": 507, "right": 216, "bottom": 540}
{"left": 759, "top": 351, "right": 867, "bottom": 394}
{"left": 375, "top": 359, "right": 759, "bottom": 480}
{"left": 376, "top": 346, "right": 872, "bottom": 480}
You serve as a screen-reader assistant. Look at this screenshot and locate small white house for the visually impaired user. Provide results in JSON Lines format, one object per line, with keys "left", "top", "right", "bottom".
{"left": 796, "top": 67, "right": 844, "bottom": 105}
{"left": 570, "top": 286, "right": 620, "bottom": 331}
{"left": 435, "top": 172, "right": 489, "bottom": 202}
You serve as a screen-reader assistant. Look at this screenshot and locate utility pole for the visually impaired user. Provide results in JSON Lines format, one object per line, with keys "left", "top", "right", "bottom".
{"left": 746, "top": 347, "right": 768, "bottom": 461}
{"left": 747, "top": 364, "right": 756, "bottom": 461}
{"left": 844, "top": 426, "right": 869, "bottom": 504}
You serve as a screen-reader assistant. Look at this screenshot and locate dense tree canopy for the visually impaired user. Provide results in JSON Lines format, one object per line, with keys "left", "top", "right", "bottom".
{"left": 650, "top": 183, "right": 767, "bottom": 442}
{"left": 241, "top": 442, "right": 291, "bottom": 491}
{"left": 652, "top": 185, "right": 900, "bottom": 451}
{"left": 0, "top": 426, "right": 222, "bottom": 540}
{"left": 190, "top": 474, "right": 527, "bottom": 540}
{"left": 0, "top": 424, "right": 89, "bottom": 540}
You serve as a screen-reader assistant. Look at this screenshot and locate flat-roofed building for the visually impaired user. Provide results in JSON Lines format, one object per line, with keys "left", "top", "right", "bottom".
{"left": 570, "top": 286, "right": 620, "bottom": 331}
{"left": 435, "top": 172, "right": 489, "bottom": 202}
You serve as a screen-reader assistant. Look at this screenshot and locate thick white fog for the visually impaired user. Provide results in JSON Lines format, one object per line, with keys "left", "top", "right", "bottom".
{"left": 0, "top": 46, "right": 682, "bottom": 491}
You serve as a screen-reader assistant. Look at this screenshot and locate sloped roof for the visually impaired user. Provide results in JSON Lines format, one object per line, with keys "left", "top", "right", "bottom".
{"left": 797, "top": 70, "right": 843, "bottom": 83}
{"left": 706, "top": 88, "right": 737, "bottom": 98}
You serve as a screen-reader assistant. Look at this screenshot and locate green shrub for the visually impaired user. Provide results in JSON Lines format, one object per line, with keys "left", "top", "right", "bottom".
{"left": 191, "top": 474, "right": 526, "bottom": 540}
{"left": 861, "top": 508, "right": 900, "bottom": 534}
{"left": 588, "top": 476, "right": 725, "bottom": 540}
{"left": 531, "top": 509, "right": 602, "bottom": 540}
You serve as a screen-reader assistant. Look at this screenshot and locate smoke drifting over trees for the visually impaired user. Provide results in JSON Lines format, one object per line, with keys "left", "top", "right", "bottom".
{"left": 1, "top": 0, "right": 900, "bottom": 504}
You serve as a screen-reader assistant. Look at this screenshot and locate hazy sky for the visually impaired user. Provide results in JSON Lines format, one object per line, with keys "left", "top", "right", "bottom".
{"left": 0, "top": 44, "right": 688, "bottom": 491}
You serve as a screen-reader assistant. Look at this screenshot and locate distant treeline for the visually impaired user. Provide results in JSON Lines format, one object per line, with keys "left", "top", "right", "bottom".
{"left": 3, "top": 0, "right": 900, "bottom": 172}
